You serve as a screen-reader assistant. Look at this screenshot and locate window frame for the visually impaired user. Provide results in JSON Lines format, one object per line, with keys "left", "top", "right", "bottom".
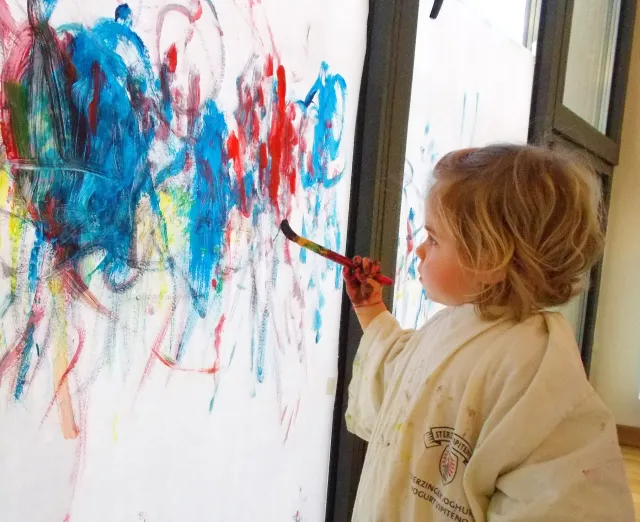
{"left": 531, "top": 0, "right": 636, "bottom": 163}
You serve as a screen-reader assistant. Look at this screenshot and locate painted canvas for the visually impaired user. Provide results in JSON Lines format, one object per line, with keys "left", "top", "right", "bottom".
{"left": 0, "top": 1, "right": 367, "bottom": 521}
{"left": 393, "top": 0, "right": 535, "bottom": 329}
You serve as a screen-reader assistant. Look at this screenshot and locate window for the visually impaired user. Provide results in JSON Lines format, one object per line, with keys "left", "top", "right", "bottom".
{"left": 393, "top": 0, "right": 542, "bottom": 328}
{"left": 562, "top": 0, "right": 622, "bottom": 132}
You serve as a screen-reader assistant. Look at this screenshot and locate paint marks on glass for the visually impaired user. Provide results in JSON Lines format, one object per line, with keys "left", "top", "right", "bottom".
{"left": 0, "top": 0, "right": 348, "bottom": 439}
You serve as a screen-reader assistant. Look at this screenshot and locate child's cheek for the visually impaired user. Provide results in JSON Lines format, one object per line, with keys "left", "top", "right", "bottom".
{"left": 419, "top": 260, "right": 438, "bottom": 295}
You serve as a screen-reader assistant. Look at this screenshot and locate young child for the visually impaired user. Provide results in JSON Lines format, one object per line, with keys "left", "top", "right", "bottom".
{"left": 344, "top": 144, "right": 634, "bottom": 522}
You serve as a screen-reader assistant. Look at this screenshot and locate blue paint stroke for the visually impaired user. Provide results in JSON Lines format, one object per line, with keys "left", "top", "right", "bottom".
{"left": 300, "top": 62, "right": 347, "bottom": 189}
{"left": 3, "top": 0, "right": 351, "bottom": 400}
{"left": 189, "top": 101, "right": 230, "bottom": 316}
{"left": 14, "top": 324, "right": 35, "bottom": 400}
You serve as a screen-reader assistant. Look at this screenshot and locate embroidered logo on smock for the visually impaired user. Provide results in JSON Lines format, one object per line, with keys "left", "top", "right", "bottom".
{"left": 424, "top": 427, "right": 473, "bottom": 485}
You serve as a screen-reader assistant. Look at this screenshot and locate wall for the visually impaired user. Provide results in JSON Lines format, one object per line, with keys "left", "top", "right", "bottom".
{"left": 589, "top": 13, "right": 640, "bottom": 427}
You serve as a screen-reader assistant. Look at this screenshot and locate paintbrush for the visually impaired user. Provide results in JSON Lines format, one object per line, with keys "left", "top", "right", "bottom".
{"left": 279, "top": 219, "right": 394, "bottom": 286}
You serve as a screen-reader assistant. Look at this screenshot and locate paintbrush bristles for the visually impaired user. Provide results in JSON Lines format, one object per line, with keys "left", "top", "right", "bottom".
{"left": 279, "top": 219, "right": 299, "bottom": 242}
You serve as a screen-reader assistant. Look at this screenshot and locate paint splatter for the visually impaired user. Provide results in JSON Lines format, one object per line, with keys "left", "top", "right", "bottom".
{"left": 0, "top": 0, "right": 347, "bottom": 442}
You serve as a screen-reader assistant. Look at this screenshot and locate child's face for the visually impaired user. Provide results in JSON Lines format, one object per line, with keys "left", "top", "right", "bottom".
{"left": 415, "top": 194, "right": 481, "bottom": 306}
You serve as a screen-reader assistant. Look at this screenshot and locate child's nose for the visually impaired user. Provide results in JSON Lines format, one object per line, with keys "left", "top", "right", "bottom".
{"left": 416, "top": 241, "right": 426, "bottom": 261}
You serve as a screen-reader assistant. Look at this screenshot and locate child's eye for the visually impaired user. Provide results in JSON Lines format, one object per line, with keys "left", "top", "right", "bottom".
{"left": 426, "top": 232, "right": 437, "bottom": 245}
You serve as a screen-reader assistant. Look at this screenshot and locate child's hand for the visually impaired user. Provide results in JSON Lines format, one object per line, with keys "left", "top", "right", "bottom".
{"left": 343, "top": 256, "right": 383, "bottom": 308}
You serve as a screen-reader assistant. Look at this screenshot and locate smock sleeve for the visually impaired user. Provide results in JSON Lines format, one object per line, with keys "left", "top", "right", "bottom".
{"left": 345, "top": 311, "right": 415, "bottom": 441}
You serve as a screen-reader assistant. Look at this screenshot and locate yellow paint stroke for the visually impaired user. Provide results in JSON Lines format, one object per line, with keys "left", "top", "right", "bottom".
{"left": 0, "top": 169, "right": 20, "bottom": 292}
{"left": 158, "top": 272, "right": 169, "bottom": 303}
{"left": 8, "top": 216, "right": 22, "bottom": 295}
{"left": 7, "top": 186, "right": 26, "bottom": 297}
{"left": 158, "top": 191, "right": 175, "bottom": 246}
{"left": 134, "top": 198, "right": 155, "bottom": 258}
{"left": 49, "top": 276, "right": 79, "bottom": 439}
{"left": 0, "top": 169, "right": 9, "bottom": 209}
{"left": 158, "top": 188, "right": 189, "bottom": 251}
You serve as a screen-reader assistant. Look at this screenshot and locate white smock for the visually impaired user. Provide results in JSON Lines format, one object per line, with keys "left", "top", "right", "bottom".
{"left": 346, "top": 305, "right": 633, "bottom": 521}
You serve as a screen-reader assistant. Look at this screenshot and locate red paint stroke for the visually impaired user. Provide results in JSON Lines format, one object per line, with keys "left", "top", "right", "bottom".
{"left": 284, "top": 412, "right": 294, "bottom": 443}
{"left": 184, "top": 150, "right": 193, "bottom": 172}
{"left": 193, "top": 2, "right": 204, "bottom": 21}
{"left": 257, "top": 85, "right": 264, "bottom": 107}
{"left": 41, "top": 325, "right": 84, "bottom": 431}
{"left": 137, "top": 349, "right": 158, "bottom": 394}
{"left": 224, "top": 219, "right": 233, "bottom": 251}
{"left": 283, "top": 103, "right": 298, "bottom": 196}
{"left": 231, "top": 79, "right": 257, "bottom": 217}
{"left": 0, "top": 288, "right": 45, "bottom": 382}
{"left": 406, "top": 217, "right": 414, "bottom": 253}
{"left": 1, "top": 26, "right": 34, "bottom": 84}
{"left": 212, "top": 315, "right": 224, "bottom": 373}
{"left": 62, "top": 395, "right": 88, "bottom": 519}
{"left": 283, "top": 397, "right": 300, "bottom": 443}
{"left": 294, "top": 397, "right": 301, "bottom": 422}
{"left": 232, "top": 55, "right": 304, "bottom": 220}
{"left": 259, "top": 142, "right": 268, "bottom": 185}
{"left": 228, "top": 132, "right": 248, "bottom": 216}
{"left": 137, "top": 307, "right": 173, "bottom": 391}
{"left": 166, "top": 43, "right": 178, "bottom": 73}
{"left": 1, "top": 121, "right": 17, "bottom": 159}
{"left": 267, "top": 64, "right": 301, "bottom": 217}
{"left": 88, "top": 61, "right": 104, "bottom": 135}
{"left": 214, "top": 315, "right": 225, "bottom": 351}
{"left": 60, "top": 268, "right": 112, "bottom": 317}
{"left": 155, "top": 2, "right": 223, "bottom": 89}
{"left": 43, "top": 196, "right": 62, "bottom": 239}
{"left": 187, "top": 71, "right": 200, "bottom": 133}
{"left": 152, "top": 350, "right": 219, "bottom": 374}
{"left": 140, "top": 308, "right": 220, "bottom": 379}
{"left": 156, "top": 4, "right": 205, "bottom": 55}
{"left": 0, "top": 1, "right": 17, "bottom": 50}
{"left": 0, "top": 333, "right": 28, "bottom": 382}
{"left": 283, "top": 239, "right": 292, "bottom": 265}
{"left": 265, "top": 55, "right": 273, "bottom": 77}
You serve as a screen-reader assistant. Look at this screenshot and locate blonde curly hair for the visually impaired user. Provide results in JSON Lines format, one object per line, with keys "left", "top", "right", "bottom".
{"left": 430, "top": 144, "right": 605, "bottom": 321}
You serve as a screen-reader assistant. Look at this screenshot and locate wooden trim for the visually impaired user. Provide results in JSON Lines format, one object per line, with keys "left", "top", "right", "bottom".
{"left": 617, "top": 425, "right": 640, "bottom": 448}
